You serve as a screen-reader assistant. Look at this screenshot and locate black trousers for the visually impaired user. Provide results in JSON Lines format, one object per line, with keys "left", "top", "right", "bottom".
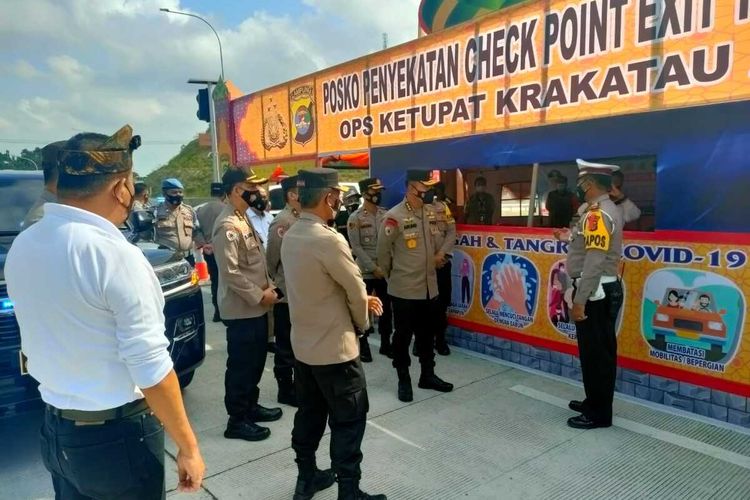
{"left": 391, "top": 296, "right": 439, "bottom": 372}
{"left": 224, "top": 315, "right": 269, "bottom": 418}
{"left": 273, "top": 303, "right": 296, "bottom": 381}
{"left": 363, "top": 278, "right": 392, "bottom": 339}
{"left": 40, "top": 405, "right": 165, "bottom": 500}
{"left": 461, "top": 276, "right": 471, "bottom": 304}
{"left": 292, "top": 359, "right": 369, "bottom": 480}
{"left": 205, "top": 252, "right": 219, "bottom": 317}
{"left": 436, "top": 262, "right": 452, "bottom": 347}
{"left": 574, "top": 281, "right": 623, "bottom": 424}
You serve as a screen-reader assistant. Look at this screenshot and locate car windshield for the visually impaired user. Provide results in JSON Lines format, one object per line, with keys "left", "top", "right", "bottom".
{"left": 0, "top": 176, "right": 43, "bottom": 234}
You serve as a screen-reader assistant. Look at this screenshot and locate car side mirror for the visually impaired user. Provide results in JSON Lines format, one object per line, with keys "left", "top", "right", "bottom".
{"left": 130, "top": 210, "right": 155, "bottom": 234}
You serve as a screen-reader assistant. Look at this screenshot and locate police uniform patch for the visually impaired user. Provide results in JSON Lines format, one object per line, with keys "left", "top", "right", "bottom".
{"left": 583, "top": 209, "right": 610, "bottom": 251}
{"left": 348, "top": 221, "right": 356, "bottom": 230}
{"left": 384, "top": 217, "right": 398, "bottom": 236}
{"left": 226, "top": 230, "right": 238, "bottom": 242}
{"left": 406, "top": 239, "right": 417, "bottom": 249}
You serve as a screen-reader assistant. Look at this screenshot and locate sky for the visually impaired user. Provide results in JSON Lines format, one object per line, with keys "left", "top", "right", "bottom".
{"left": 0, "top": 0, "right": 421, "bottom": 176}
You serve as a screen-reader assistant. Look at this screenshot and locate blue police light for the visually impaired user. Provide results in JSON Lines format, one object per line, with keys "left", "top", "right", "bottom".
{"left": 0, "top": 298, "right": 13, "bottom": 312}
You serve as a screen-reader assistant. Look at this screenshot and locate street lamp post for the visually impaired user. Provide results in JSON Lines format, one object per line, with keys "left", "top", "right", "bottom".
{"left": 159, "top": 8, "right": 224, "bottom": 80}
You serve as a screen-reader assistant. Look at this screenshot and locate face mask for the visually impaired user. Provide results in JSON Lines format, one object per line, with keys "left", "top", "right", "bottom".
{"left": 119, "top": 183, "right": 136, "bottom": 224}
{"left": 419, "top": 188, "right": 436, "bottom": 204}
{"left": 366, "top": 192, "right": 382, "bottom": 205}
{"left": 576, "top": 184, "right": 588, "bottom": 203}
{"left": 251, "top": 195, "right": 268, "bottom": 212}
{"left": 165, "top": 194, "right": 183, "bottom": 206}
{"left": 347, "top": 203, "right": 359, "bottom": 213}
{"left": 327, "top": 192, "right": 341, "bottom": 223}
{"left": 241, "top": 189, "right": 263, "bottom": 210}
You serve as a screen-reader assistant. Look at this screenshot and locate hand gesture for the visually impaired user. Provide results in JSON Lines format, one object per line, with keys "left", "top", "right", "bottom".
{"left": 572, "top": 303, "right": 587, "bottom": 322}
{"left": 261, "top": 288, "right": 280, "bottom": 307}
{"left": 367, "top": 295, "right": 383, "bottom": 316}
{"left": 496, "top": 264, "right": 527, "bottom": 315}
{"left": 176, "top": 448, "right": 205, "bottom": 493}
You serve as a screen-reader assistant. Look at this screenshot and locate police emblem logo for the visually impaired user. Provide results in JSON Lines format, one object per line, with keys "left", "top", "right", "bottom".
{"left": 348, "top": 221, "right": 356, "bottom": 230}
{"left": 226, "top": 230, "right": 238, "bottom": 242}
{"left": 289, "top": 85, "right": 315, "bottom": 146}
{"left": 583, "top": 209, "right": 610, "bottom": 251}
{"left": 384, "top": 217, "right": 398, "bottom": 236}
{"left": 406, "top": 239, "right": 418, "bottom": 249}
{"left": 261, "top": 97, "right": 289, "bottom": 150}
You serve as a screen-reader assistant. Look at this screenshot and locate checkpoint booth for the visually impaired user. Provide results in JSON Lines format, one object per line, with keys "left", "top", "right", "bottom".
{"left": 215, "top": 0, "right": 750, "bottom": 425}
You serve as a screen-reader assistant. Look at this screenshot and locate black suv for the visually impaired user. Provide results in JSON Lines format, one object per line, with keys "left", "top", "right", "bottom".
{"left": 0, "top": 170, "right": 206, "bottom": 418}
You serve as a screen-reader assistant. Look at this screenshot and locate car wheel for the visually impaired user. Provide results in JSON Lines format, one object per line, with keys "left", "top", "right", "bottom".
{"left": 178, "top": 371, "right": 195, "bottom": 389}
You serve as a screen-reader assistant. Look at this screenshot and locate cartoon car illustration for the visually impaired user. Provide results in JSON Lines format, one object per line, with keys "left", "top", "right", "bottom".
{"left": 651, "top": 288, "right": 728, "bottom": 360}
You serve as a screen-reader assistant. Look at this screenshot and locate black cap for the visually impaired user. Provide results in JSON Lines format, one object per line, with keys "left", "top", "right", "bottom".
{"left": 297, "top": 168, "right": 349, "bottom": 191}
{"left": 210, "top": 182, "right": 224, "bottom": 197}
{"left": 280, "top": 175, "right": 298, "bottom": 191}
{"left": 406, "top": 169, "right": 438, "bottom": 185}
{"left": 222, "top": 168, "right": 267, "bottom": 189}
{"left": 358, "top": 177, "right": 385, "bottom": 192}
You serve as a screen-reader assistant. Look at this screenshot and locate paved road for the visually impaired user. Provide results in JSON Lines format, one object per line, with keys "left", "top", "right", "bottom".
{"left": 2, "top": 288, "right": 750, "bottom": 499}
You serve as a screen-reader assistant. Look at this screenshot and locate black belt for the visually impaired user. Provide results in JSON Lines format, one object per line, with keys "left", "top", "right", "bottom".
{"left": 47, "top": 399, "right": 149, "bottom": 423}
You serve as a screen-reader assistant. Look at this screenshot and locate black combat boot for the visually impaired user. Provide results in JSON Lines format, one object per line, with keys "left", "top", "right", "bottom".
{"left": 277, "top": 377, "right": 298, "bottom": 407}
{"left": 359, "top": 335, "right": 373, "bottom": 363}
{"left": 418, "top": 370, "right": 454, "bottom": 393}
{"left": 337, "top": 479, "right": 387, "bottom": 500}
{"left": 293, "top": 459, "right": 336, "bottom": 500}
{"left": 224, "top": 417, "right": 270, "bottom": 441}
{"left": 396, "top": 368, "right": 413, "bottom": 402}
{"left": 247, "top": 404, "right": 283, "bottom": 422}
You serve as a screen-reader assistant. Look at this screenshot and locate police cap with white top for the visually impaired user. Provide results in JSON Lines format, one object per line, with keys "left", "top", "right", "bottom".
{"left": 576, "top": 159, "right": 620, "bottom": 187}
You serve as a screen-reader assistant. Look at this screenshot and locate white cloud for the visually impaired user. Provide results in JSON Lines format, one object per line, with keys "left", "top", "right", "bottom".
{"left": 1, "top": 0, "right": 421, "bottom": 174}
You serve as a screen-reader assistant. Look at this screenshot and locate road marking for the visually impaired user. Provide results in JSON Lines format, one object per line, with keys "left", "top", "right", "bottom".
{"left": 366, "top": 420, "right": 425, "bottom": 450}
{"left": 510, "top": 385, "right": 750, "bottom": 470}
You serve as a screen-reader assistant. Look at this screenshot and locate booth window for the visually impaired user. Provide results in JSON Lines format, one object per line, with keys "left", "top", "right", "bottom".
{"left": 500, "top": 182, "right": 540, "bottom": 218}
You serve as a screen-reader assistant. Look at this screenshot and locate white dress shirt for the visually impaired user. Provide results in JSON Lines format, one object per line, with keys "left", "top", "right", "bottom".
{"left": 5, "top": 204, "right": 173, "bottom": 410}
{"left": 246, "top": 209, "right": 273, "bottom": 249}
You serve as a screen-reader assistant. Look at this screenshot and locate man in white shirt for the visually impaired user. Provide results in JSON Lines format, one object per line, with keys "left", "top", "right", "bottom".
{"left": 5, "top": 125, "right": 205, "bottom": 499}
{"left": 246, "top": 186, "right": 273, "bottom": 248}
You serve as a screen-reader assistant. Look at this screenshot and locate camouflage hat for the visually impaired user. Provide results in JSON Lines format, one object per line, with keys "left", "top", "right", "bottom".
{"left": 59, "top": 125, "right": 141, "bottom": 176}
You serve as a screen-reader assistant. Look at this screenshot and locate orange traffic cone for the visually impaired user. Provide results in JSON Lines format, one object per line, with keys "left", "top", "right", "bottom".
{"left": 195, "top": 247, "right": 210, "bottom": 283}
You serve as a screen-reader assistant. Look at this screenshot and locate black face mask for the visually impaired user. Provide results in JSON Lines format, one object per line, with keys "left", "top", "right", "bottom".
{"left": 366, "top": 192, "right": 382, "bottom": 205}
{"left": 241, "top": 189, "right": 265, "bottom": 211}
{"left": 119, "top": 184, "right": 136, "bottom": 224}
{"left": 165, "top": 194, "right": 183, "bottom": 206}
{"left": 346, "top": 203, "right": 359, "bottom": 213}
{"left": 418, "top": 188, "right": 436, "bottom": 204}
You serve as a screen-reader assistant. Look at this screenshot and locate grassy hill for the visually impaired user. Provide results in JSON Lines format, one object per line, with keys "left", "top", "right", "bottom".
{"left": 143, "top": 139, "right": 369, "bottom": 199}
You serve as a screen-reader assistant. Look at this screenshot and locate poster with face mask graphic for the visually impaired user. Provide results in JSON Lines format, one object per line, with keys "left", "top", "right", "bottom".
{"left": 449, "top": 249, "right": 474, "bottom": 317}
{"left": 480, "top": 252, "right": 539, "bottom": 330}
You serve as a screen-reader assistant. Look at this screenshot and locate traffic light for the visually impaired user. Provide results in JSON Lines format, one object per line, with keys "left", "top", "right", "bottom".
{"left": 196, "top": 88, "right": 210, "bottom": 122}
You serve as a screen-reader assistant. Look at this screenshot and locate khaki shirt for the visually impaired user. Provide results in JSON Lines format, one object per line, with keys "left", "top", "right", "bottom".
{"left": 212, "top": 204, "right": 274, "bottom": 320}
{"left": 22, "top": 190, "right": 56, "bottom": 230}
{"left": 132, "top": 200, "right": 149, "bottom": 212}
{"left": 465, "top": 192, "right": 496, "bottom": 224}
{"left": 566, "top": 194, "right": 623, "bottom": 305}
{"left": 266, "top": 205, "right": 299, "bottom": 303}
{"left": 347, "top": 204, "right": 387, "bottom": 279}
{"left": 432, "top": 200, "right": 457, "bottom": 255}
{"left": 154, "top": 202, "right": 197, "bottom": 253}
{"left": 195, "top": 200, "right": 225, "bottom": 246}
{"left": 376, "top": 199, "right": 440, "bottom": 300}
{"left": 281, "top": 213, "right": 369, "bottom": 366}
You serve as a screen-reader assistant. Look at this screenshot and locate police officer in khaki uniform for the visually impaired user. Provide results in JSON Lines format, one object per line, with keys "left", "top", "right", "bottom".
{"left": 557, "top": 159, "right": 624, "bottom": 430}
{"left": 266, "top": 175, "right": 301, "bottom": 407}
{"left": 195, "top": 183, "right": 226, "bottom": 322}
{"left": 132, "top": 181, "right": 150, "bottom": 212}
{"left": 213, "top": 169, "right": 283, "bottom": 442}
{"left": 376, "top": 170, "right": 454, "bottom": 403}
{"left": 348, "top": 177, "right": 392, "bottom": 360}
{"left": 432, "top": 182, "right": 457, "bottom": 356}
{"left": 282, "top": 169, "right": 386, "bottom": 500}
{"left": 154, "top": 178, "right": 199, "bottom": 262}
